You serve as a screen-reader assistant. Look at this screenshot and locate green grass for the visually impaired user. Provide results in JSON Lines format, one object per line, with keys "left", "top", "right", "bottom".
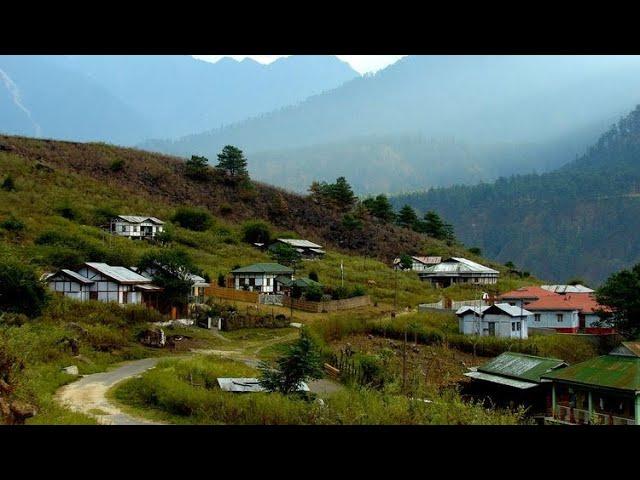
{"left": 112, "top": 354, "right": 524, "bottom": 425}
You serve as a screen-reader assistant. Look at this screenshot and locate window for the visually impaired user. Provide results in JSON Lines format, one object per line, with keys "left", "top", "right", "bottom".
{"left": 267, "top": 278, "right": 271, "bottom": 286}
{"left": 121, "top": 225, "right": 126, "bottom": 232}
{"left": 534, "top": 314, "right": 541, "bottom": 322}
{"left": 557, "top": 314, "right": 564, "bottom": 323}
{"left": 512, "top": 323, "right": 516, "bottom": 332}
{"left": 133, "top": 226, "right": 138, "bottom": 232}
{"left": 517, "top": 321, "right": 521, "bottom": 331}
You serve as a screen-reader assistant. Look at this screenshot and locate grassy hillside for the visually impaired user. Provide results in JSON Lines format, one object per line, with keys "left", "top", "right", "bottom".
{"left": 0, "top": 134, "right": 537, "bottom": 305}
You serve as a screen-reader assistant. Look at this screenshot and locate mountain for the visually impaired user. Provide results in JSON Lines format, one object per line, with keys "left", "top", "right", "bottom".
{"left": 390, "top": 105, "right": 640, "bottom": 286}
{"left": 49, "top": 55, "right": 358, "bottom": 139}
{"left": 143, "top": 55, "right": 640, "bottom": 193}
{"left": 0, "top": 55, "right": 359, "bottom": 144}
{"left": 0, "top": 55, "right": 151, "bottom": 145}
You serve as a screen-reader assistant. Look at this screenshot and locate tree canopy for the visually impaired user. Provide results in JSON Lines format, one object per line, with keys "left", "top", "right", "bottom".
{"left": 596, "top": 263, "right": 640, "bottom": 338}
{"left": 241, "top": 221, "right": 272, "bottom": 245}
{"left": 397, "top": 204, "right": 418, "bottom": 229}
{"left": 215, "top": 145, "right": 248, "bottom": 178}
{"left": 171, "top": 207, "right": 213, "bottom": 232}
{"left": 309, "top": 177, "right": 356, "bottom": 210}
{"left": 269, "top": 242, "right": 302, "bottom": 270}
{"left": 184, "top": 155, "right": 210, "bottom": 181}
{"left": 0, "top": 260, "right": 48, "bottom": 317}
{"left": 258, "top": 330, "right": 323, "bottom": 395}
{"left": 362, "top": 194, "right": 396, "bottom": 222}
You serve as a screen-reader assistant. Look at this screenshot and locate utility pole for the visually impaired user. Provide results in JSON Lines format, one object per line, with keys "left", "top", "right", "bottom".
{"left": 394, "top": 266, "right": 398, "bottom": 314}
{"left": 340, "top": 259, "right": 344, "bottom": 288}
{"left": 402, "top": 327, "right": 407, "bottom": 393}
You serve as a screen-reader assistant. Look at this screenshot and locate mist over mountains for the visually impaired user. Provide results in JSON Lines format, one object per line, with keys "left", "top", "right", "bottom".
{"left": 0, "top": 55, "right": 358, "bottom": 144}
{"left": 143, "top": 55, "right": 640, "bottom": 193}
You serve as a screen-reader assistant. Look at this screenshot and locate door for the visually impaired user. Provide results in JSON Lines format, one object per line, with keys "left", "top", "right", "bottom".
{"left": 579, "top": 314, "right": 586, "bottom": 331}
{"left": 89, "top": 291, "right": 98, "bottom": 301}
{"left": 488, "top": 322, "right": 496, "bottom": 337}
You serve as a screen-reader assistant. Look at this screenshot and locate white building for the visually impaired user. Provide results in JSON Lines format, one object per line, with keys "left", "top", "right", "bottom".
{"left": 393, "top": 256, "right": 442, "bottom": 271}
{"left": 419, "top": 257, "right": 499, "bottom": 287}
{"left": 272, "top": 238, "right": 325, "bottom": 258}
{"left": 44, "top": 269, "right": 95, "bottom": 301}
{"left": 456, "top": 303, "right": 531, "bottom": 339}
{"left": 109, "top": 215, "right": 165, "bottom": 239}
{"left": 76, "top": 262, "right": 161, "bottom": 305}
{"left": 230, "top": 263, "right": 294, "bottom": 293}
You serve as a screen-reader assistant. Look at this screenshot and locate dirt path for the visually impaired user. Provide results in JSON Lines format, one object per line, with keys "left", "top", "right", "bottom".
{"left": 55, "top": 357, "right": 166, "bottom": 425}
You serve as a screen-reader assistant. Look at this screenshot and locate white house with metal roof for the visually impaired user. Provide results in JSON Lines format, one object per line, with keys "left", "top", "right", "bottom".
{"left": 230, "top": 263, "right": 294, "bottom": 293}
{"left": 418, "top": 257, "right": 499, "bottom": 287}
{"left": 109, "top": 215, "right": 165, "bottom": 240}
{"left": 456, "top": 302, "right": 531, "bottom": 339}
{"left": 75, "top": 262, "right": 162, "bottom": 305}
{"left": 44, "top": 269, "right": 95, "bottom": 301}
{"left": 272, "top": 238, "right": 325, "bottom": 258}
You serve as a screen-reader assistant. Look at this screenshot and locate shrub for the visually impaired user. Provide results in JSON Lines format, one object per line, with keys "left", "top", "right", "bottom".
{"left": 1, "top": 175, "right": 16, "bottom": 191}
{"left": 0, "top": 215, "right": 25, "bottom": 232}
{"left": 241, "top": 221, "right": 272, "bottom": 244}
{"left": 217, "top": 273, "right": 226, "bottom": 287}
{"left": 304, "top": 284, "right": 324, "bottom": 302}
{"left": 351, "top": 285, "right": 366, "bottom": 297}
{"left": 308, "top": 271, "right": 319, "bottom": 282}
{"left": 82, "top": 323, "right": 128, "bottom": 352}
{"left": 331, "top": 286, "right": 350, "bottom": 300}
{"left": 184, "top": 155, "right": 211, "bottom": 181}
{"left": 109, "top": 159, "right": 125, "bottom": 172}
{"left": 55, "top": 202, "right": 78, "bottom": 221}
{"left": 219, "top": 204, "right": 233, "bottom": 216}
{"left": 171, "top": 207, "right": 213, "bottom": 231}
{"left": 92, "top": 206, "right": 118, "bottom": 226}
{"left": 0, "top": 260, "right": 48, "bottom": 317}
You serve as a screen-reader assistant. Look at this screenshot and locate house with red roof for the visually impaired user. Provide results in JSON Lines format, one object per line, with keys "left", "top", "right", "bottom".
{"left": 498, "top": 286, "right": 612, "bottom": 335}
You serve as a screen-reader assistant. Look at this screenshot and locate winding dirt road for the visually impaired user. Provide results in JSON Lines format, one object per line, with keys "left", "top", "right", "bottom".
{"left": 55, "top": 357, "right": 166, "bottom": 425}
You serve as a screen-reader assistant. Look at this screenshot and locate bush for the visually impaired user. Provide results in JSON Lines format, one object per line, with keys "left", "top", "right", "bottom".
{"left": 304, "top": 284, "right": 324, "bottom": 302}
{"left": 1, "top": 175, "right": 16, "bottom": 191}
{"left": 171, "top": 207, "right": 213, "bottom": 231}
{"left": 0, "top": 260, "right": 48, "bottom": 317}
{"left": 241, "top": 221, "right": 272, "bottom": 244}
{"left": 351, "top": 285, "right": 366, "bottom": 297}
{"left": 0, "top": 215, "right": 25, "bottom": 232}
{"left": 92, "top": 206, "right": 118, "bottom": 226}
{"left": 55, "top": 202, "right": 78, "bottom": 221}
{"left": 308, "top": 271, "right": 319, "bottom": 282}
{"left": 217, "top": 273, "right": 226, "bottom": 287}
{"left": 219, "top": 204, "right": 233, "bottom": 216}
{"left": 109, "top": 159, "right": 125, "bottom": 172}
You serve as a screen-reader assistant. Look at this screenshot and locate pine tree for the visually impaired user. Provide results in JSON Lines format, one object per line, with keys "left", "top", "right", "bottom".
{"left": 363, "top": 194, "right": 396, "bottom": 222}
{"left": 330, "top": 176, "right": 356, "bottom": 209}
{"left": 184, "top": 155, "right": 210, "bottom": 181}
{"left": 397, "top": 205, "right": 418, "bottom": 229}
{"left": 215, "top": 145, "right": 248, "bottom": 178}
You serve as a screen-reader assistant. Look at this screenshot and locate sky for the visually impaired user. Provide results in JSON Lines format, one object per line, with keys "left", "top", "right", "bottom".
{"left": 191, "top": 55, "right": 406, "bottom": 75}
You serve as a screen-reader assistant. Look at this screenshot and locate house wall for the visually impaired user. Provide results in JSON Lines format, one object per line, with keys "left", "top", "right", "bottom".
{"left": 233, "top": 273, "right": 286, "bottom": 293}
{"left": 76, "top": 267, "right": 142, "bottom": 305}
{"left": 111, "top": 220, "right": 163, "bottom": 238}
{"left": 47, "top": 278, "right": 91, "bottom": 301}
{"left": 528, "top": 309, "right": 579, "bottom": 332}
{"left": 459, "top": 313, "right": 528, "bottom": 339}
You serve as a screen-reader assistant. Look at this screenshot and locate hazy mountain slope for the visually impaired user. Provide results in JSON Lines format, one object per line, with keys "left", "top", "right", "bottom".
{"left": 390, "top": 105, "right": 640, "bottom": 286}
{"left": 0, "top": 55, "right": 151, "bottom": 145}
{"left": 249, "top": 122, "right": 604, "bottom": 194}
{"left": 143, "top": 55, "right": 640, "bottom": 150}
{"left": 47, "top": 55, "right": 359, "bottom": 139}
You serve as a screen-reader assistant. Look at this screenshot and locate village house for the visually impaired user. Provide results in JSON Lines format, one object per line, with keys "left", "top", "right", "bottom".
{"left": 43, "top": 269, "right": 95, "bottom": 301}
{"left": 463, "top": 352, "right": 567, "bottom": 421}
{"left": 109, "top": 215, "right": 165, "bottom": 240}
{"left": 543, "top": 343, "right": 640, "bottom": 425}
{"left": 419, "top": 257, "right": 499, "bottom": 287}
{"left": 230, "top": 263, "right": 294, "bottom": 293}
{"left": 456, "top": 302, "right": 531, "bottom": 339}
{"left": 392, "top": 255, "right": 442, "bottom": 271}
{"left": 135, "top": 265, "right": 210, "bottom": 304}
{"left": 45, "top": 262, "right": 163, "bottom": 307}
{"left": 499, "top": 286, "right": 612, "bottom": 334}
{"left": 270, "top": 238, "right": 326, "bottom": 259}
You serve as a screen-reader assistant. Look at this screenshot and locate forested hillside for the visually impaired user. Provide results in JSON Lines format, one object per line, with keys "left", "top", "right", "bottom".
{"left": 144, "top": 55, "right": 640, "bottom": 193}
{"left": 391, "top": 105, "right": 640, "bottom": 285}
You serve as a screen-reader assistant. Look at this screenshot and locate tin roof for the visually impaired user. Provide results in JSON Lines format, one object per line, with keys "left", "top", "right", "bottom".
{"left": 541, "top": 284, "right": 594, "bottom": 294}
{"left": 84, "top": 262, "right": 152, "bottom": 284}
{"left": 478, "top": 352, "right": 567, "bottom": 384}
{"left": 275, "top": 276, "right": 323, "bottom": 288}
{"left": 231, "top": 263, "right": 294, "bottom": 274}
{"left": 115, "top": 215, "right": 165, "bottom": 225}
{"left": 217, "top": 378, "right": 309, "bottom": 393}
{"left": 276, "top": 238, "right": 323, "bottom": 249}
{"left": 48, "top": 269, "right": 94, "bottom": 284}
{"left": 456, "top": 303, "right": 532, "bottom": 318}
{"left": 464, "top": 371, "right": 539, "bottom": 389}
{"left": 542, "top": 355, "right": 640, "bottom": 392}
{"left": 499, "top": 286, "right": 558, "bottom": 301}
{"left": 610, "top": 342, "right": 640, "bottom": 358}
{"left": 525, "top": 293, "right": 607, "bottom": 314}
{"left": 422, "top": 257, "right": 499, "bottom": 275}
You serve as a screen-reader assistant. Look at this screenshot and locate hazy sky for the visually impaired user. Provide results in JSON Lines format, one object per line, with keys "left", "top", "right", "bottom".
{"left": 192, "top": 55, "right": 406, "bottom": 74}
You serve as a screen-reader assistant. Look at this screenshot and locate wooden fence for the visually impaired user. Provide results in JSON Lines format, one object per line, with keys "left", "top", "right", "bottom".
{"left": 204, "top": 286, "right": 259, "bottom": 303}
{"left": 282, "top": 295, "right": 371, "bottom": 313}
{"left": 327, "top": 352, "right": 366, "bottom": 385}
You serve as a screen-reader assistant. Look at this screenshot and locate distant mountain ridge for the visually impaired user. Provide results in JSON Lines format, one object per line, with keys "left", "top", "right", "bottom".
{"left": 0, "top": 55, "right": 359, "bottom": 144}
{"left": 143, "top": 55, "right": 640, "bottom": 194}
{"left": 390, "top": 105, "right": 640, "bottom": 285}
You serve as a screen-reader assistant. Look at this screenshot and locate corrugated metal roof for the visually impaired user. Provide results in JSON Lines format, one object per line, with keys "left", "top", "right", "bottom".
{"left": 309, "top": 248, "right": 326, "bottom": 254}
{"left": 456, "top": 303, "right": 531, "bottom": 318}
{"left": 85, "top": 263, "right": 151, "bottom": 284}
{"left": 541, "top": 284, "right": 594, "bottom": 294}
{"left": 499, "top": 286, "right": 558, "bottom": 300}
{"left": 217, "top": 378, "right": 309, "bottom": 393}
{"left": 422, "top": 257, "right": 499, "bottom": 275}
{"left": 116, "top": 215, "right": 165, "bottom": 224}
{"left": 525, "top": 293, "right": 607, "bottom": 314}
{"left": 464, "top": 371, "right": 539, "bottom": 389}
{"left": 277, "top": 238, "right": 323, "bottom": 249}
{"left": 231, "top": 263, "right": 294, "bottom": 274}
{"left": 610, "top": 342, "right": 640, "bottom": 358}
{"left": 60, "top": 269, "right": 94, "bottom": 284}
{"left": 276, "top": 276, "right": 323, "bottom": 288}
{"left": 542, "top": 355, "right": 640, "bottom": 392}
{"left": 478, "top": 352, "right": 567, "bottom": 383}
{"left": 134, "top": 284, "right": 163, "bottom": 291}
